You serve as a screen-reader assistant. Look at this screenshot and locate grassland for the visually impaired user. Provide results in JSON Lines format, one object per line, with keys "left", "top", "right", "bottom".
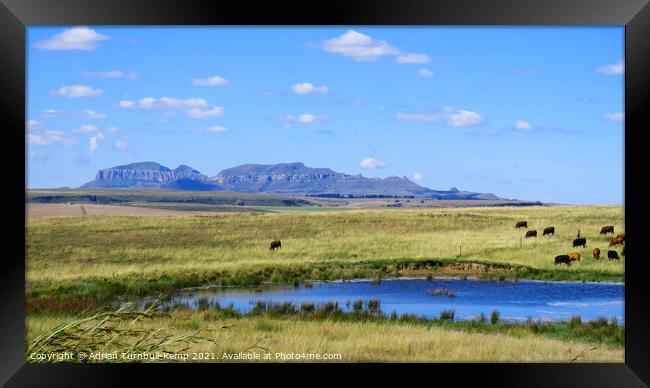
{"left": 27, "top": 189, "right": 311, "bottom": 207}
{"left": 26, "top": 306, "right": 623, "bottom": 363}
{"left": 25, "top": 204, "right": 625, "bottom": 362}
{"left": 26, "top": 205, "right": 624, "bottom": 304}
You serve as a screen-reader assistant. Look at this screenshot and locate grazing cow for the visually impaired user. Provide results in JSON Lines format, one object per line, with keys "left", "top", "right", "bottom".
{"left": 515, "top": 221, "right": 528, "bottom": 228}
{"left": 568, "top": 252, "right": 581, "bottom": 262}
{"left": 592, "top": 248, "right": 601, "bottom": 259}
{"left": 573, "top": 238, "right": 587, "bottom": 248}
{"left": 600, "top": 225, "right": 615, "bottom": 235}
{"left": 525, "top": 230, "right": 537, "bottom": 238}
{"left": 607, "top": 250, "right": 620, "bottom": 260}
{"left": 609, "top": 233, "right": 625, "bottom": 246}
{"left": 269, "top": 240, "right": 282, "bottom": 250}
{"left": 555, "top": 255, "right": 571, "bottom": 265}
{"left": 543, "top": 227, "right": 555, "bottom": 236}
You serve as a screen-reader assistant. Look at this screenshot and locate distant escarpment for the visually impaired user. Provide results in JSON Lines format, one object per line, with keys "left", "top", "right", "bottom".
{"left": 80, "top": 161, "right": 502, "bottom": 200}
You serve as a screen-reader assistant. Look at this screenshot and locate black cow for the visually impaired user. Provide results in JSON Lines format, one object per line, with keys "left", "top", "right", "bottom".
{"left": 525, "top": 230, "right": 537, "bottom": 238}
{"left": 572, "top": 238, "right": 587, "bottom": 248}
{"left": 543, "top": 227, "right": 555, "bottom": 236}
{"left": 607, "top": 250, "right": 620, "bottom": 260}
{"left": 515, "top": 221, "right": 528, "bottom": 228}
{"left": 269, "top": 240, "right": 282, "bottom": 250}
{"left": 555, "top": 255, "right": 571, "bottom": 265}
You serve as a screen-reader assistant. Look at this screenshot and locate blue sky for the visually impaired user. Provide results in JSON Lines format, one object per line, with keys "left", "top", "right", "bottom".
{"left": 26, "top": 26, "right": 624, "bottom": 204}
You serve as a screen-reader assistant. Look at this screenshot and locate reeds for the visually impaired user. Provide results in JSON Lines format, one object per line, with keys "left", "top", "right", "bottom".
{"left": 26, "top": 296, "right": 227, "bottom": 363}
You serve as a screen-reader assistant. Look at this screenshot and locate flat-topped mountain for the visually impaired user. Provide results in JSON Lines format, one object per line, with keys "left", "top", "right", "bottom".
{"left": 80, "top": 161, "right": 501, "bottom": 199}
{"left": 81, "top": 162, "right": 210, "bottom": 190}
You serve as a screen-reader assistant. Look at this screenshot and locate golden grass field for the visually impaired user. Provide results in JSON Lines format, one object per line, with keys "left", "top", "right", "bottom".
{"left": 26, "top": 205, "right": 624, "bottom": 296}
{"left": 25, "top": 204, "right": 625, "bottom": 362}
{"left": 26, "top": 309, "right": 623, "bottom": 363}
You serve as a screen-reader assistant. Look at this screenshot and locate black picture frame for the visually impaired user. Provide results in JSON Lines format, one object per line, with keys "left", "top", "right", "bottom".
{"left": 2, "top": 0, "right": 648, "bottom": 386}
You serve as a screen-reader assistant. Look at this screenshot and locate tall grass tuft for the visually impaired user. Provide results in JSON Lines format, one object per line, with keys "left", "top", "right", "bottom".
{"left": 26, "top": 296, "right": 228, "bottom": 363}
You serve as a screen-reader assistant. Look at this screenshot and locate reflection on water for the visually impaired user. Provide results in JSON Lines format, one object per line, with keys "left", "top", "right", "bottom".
{"left": 155, "top": 278, "right": 625, "bottom": 324}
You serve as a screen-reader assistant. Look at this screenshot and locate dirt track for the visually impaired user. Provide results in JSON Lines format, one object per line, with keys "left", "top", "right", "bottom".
{"left": 26, "top": 203, "right": 197, "bottom": 221}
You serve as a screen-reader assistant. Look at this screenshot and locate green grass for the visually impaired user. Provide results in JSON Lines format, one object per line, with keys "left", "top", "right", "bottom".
{"left": 26, "top": 205, "right": 624, "bottom": 304}
{"left": 27, "top": 188, "right": 312, "bottom": 207}
{"left": 26, "top": 304, "right": 624, "bottom": 363}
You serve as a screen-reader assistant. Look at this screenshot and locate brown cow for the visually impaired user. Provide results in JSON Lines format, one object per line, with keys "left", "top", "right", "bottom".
{"left": 592, "top": 247, "right": 601, "bottom": 259}
{"left": 543, "top": 226, "right": 555, "bottom": 236}
{"left": 600, "top": 225, "right": 615, "bottom": 235}
{"left": 568, "top": 252, "right": 581, "bottom": 262}
{"left": 525, "top": 230, "right": 537, "bottom": 238}
{"left": 269, "top": 240, "right": 282, "bottom": 250}
{"left": 515, "top": 221, "right": 528, "bottom": 228}
{"left": 609, "top": 233, "right": 625, "bottom": 246}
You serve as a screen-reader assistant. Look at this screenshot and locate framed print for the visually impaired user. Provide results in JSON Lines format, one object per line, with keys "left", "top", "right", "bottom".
{"left": 1, "top": 0, "right": 648, "bottom": 386}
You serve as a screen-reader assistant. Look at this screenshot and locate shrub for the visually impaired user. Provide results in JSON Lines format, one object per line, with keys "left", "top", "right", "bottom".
{"left": 570, "top": 316, "right": 582, "bottom": 329}
{"left": 439, "top": 309, "right": 455, "bottom": 321}
{"left": 491, "top": 310, "right": 500, "bottom": 324}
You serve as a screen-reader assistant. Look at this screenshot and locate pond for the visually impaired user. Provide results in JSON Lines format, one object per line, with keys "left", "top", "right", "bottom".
{"left": 157, "top": 277, "right": 625, "bottom": 324}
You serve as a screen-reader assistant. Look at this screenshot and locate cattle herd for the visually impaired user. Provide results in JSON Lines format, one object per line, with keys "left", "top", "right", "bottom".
{"left": 267, "top": 222, "right": 625, "bottom": 266}
{"left": 515, "top": 221, "right": 625, "bottom": 266}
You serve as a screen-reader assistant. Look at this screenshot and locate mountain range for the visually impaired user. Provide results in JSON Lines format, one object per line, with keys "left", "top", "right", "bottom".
{"left": 80, "top": 161, "right": 501, "bottom": 200}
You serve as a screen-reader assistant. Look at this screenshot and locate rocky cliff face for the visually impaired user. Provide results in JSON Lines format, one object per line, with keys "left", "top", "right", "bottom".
{"left": 82, "top": 162, "right": 211, "bottom": 189}
{"left": 80, "top": 161, "right": 500, "bottom": 199}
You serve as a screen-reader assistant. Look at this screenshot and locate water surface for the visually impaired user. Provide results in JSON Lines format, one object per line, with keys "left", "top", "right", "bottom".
{"left": 163, "top": 278, "right": 624, "bottom": 324}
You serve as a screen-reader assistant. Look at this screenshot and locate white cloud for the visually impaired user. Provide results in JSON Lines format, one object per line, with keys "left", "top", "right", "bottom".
{"left": 27, "top": 134, "right": 48, "bottom": 146}
{"left": 192, "top": 75, "right": 229, "bottom": 86}
{"left": 360, "top": 158, "right": 386, "bottom": 169}
{"left": 291, "top": 82, "right": 329, "bottom": 94}
{"left": 395, "top": 112, "right": 445, "bottom": 122}
{"left": 318, "top": 30, "right": 399, "bottom": 61}
{"left": 298, "top": 114, "right": 316, "bottom": 123}
{"left": 118, "top": 97, "right": 209, "bottom": 109}
{"left": 27, "top": 120, "right": 40, "bottom": 129}
{"left": 33, "top": 26, "right": 109, "bottom": 51}
{"left": 396, "top": 107, "right": 484, "bottom": 128}
{"left": 447, "top": 110, "right": 485, "bottom": 127}
{"left": 82, "top": 70, "right": 138, "bottom": 80}
{"left": 54, "top": 85, "right": 104, "bottom": 98}
{"left": 81, "top": 110, "right": 106, "bottom": 119}
{"left": 515, "top": 120, "right": 533, "bottom": 131}
{"left": 106, "top": 126, "right": 119, "bottom": 133}
{"left": 596, "top": 60, "right": 624, "bottom": 75}
{"left": 417, "top": 68, "right": 434, "bottom": 78}
{"left": 75, "top": 124, "right": 99, "bottom": 133}
{"left": 117, "top": 100, "right": 136, "bottom": 108}
{"left": 117, "top": 96, "right": 220, "bottom": 118}
{"left": 27, "top": 131, "right": 76, "bottom": 147}
{"left": 282, "top": 114, "right": 326, "bottom": 126}
{"left": 89, "top": 132, "right": 105, "bottom": 155}
{"left": 186, "top": 106, "right": 224, "bottom": 118}
{"left": 42, "top": 109, "right": 62, "bottom": 117}
{"left": 396, "top": 53, "right": 430, "bottom": 64}
{"left": 115, "top": 138, "right": 129, "bottom": 152}
{"left": 412, "top": 172, "right": 424, "bottom": 182}
{"left": 160, "top": 97, "right": 207, "bottom": 108}
{"left": 604, "top": 112, "right": 624, "bottom": 122}
{"left": 201, "top": 126, "right": 229, "bottom": 133}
